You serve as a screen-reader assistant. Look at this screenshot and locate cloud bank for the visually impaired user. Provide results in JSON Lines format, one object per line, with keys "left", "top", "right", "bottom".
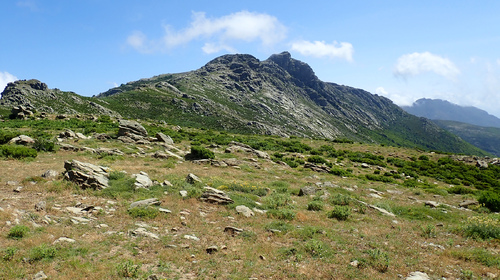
{"left": 0, "top": 71, "right": 17, "bottom": 94}
{"left": 127, "top": 11, "right": 287, "bottom": 54}
{"left": 394, "top": 52, "right": 460, "bottom": 80}
{"left": 291, "top": 40, "right": 354, "bottom": 61}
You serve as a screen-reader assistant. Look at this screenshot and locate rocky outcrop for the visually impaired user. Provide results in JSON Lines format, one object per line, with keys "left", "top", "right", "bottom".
{"left": 200, "top": 187, "right": 234, "bottom": 204}
{"left": 63, "top": 160, "right": 109, "bottom": 190}
{"left": 118, "top": 120, "right": 148, "bottom": 141}
{"left": 9, "top": 135, "right": 35, "bottom": 145}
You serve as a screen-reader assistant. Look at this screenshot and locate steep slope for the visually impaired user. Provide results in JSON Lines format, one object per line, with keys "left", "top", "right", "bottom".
{"left": 402, "top": 98, "right": 500, "bottom": 128}
{"left": 97, "top": 52, "right": 486, "bottom": 155}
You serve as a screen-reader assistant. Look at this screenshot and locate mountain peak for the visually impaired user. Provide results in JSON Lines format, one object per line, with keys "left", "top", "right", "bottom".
{"left": 266, "top": 51, "right": 319, "bottom": 88}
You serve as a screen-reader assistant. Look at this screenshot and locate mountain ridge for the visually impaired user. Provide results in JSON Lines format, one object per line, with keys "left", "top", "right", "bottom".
{"left": 0, "top": 52, "right": 488, "bottom": 156}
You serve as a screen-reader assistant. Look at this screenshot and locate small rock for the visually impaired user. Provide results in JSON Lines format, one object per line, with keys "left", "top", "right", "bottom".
{"left": 349, "top": 260, "right": 359, "bottom": 267}
{"left": 129, "top": 228, "right": 159, "bottom": 239}
{"left": 235, "top": 205, "right": 254, "bottom": 217}
{"left": 183, "top": 234, "right": 200, "bottom": 241}
{"left": 186, "top": 173, "right": 202, "bottom": 184}
{"left": 33, "top": 271, "right": 48, "bottom": 280}
{"left": 405, "top": 271, "right": 430, "bottom": 280}
{"left": 159, "top": 208, "right": 172, "bottom": 214}
{"left": 425, "top": 201, "right": 439, "bottom": 208}
{"left": 41, "top": 170, "right": 59, "bottom": 179}
{"left": 179, "top": 190, "right": 188, "bottom": 198}
{"left": 129, "top": 198, "right": 160, "bottom": 209}
{"left": 206, "top": 245, "right": 218, "bottom": 254}
{"left": 53, "top": 237, "right": 76, "bottom": 244}
{"left": 459, "top": 200, "right": 479, "bottom": 208}
{"left": 224, "top": 226, "right": 243, "bottom": 236}
{"left": 13, "top": 186, "right": 22, "bottom": 193}
{"left": 35, "top": 201, "right": 46, "bottom": 212}
{"left": 298, "top": 186, "right": 317, "bottom": 196}
{"left": 133, "top": 172, "right": 153, "bottom": 189}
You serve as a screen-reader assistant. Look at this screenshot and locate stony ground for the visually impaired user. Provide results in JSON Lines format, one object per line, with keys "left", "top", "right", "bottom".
{"left": 1, "top": 125, "right": 500, "bottom": 280}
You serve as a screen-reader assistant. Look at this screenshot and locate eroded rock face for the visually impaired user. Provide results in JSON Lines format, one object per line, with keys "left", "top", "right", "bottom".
{"left": 200, "top": 187, "right": 234, "bottom": 204}
{"left": 63, "top": 160, "right": 109, "bottom": 190}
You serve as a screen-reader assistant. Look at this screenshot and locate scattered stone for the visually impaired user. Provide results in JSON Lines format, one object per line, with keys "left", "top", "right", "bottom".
{"left": 9, "top": 135, "right": 35, "bottom": 145}
{"left": 41, "top": 170, "right": 59, "bottom": 179}
{"left": 35, "top": 201, "right": 46, "bottom": 212}
{"left": 64, "top": 160, "right": 110, "bottom": 190}
{"left": 129, "top": 198, "right": 160, "bottom": 209}
{"left": 71, "top": 217, "right": 90, "bottom": 224}
{"left": 200, "top": 187, "right": 234, "bottom": 204}
{"left": 361, "top": 163, "right": 370, "bottom": 168}
{"left": 349, "top": 260, "right": 359, "bottom": 267}
{"left": 186, "top": 173, "right": 202, "bottom": 184}
{"left": 161, "top": 180, "right": 173, "bottom": 187}
{"left": 405, "top": 271, "right": 430, "bottom": 280}
{"left": 224, "top": 226, "right": 243, "bottom": 236}
{"left": 424, "top": 201, "right": 440, "bottom": 208}
{"left": 235, "top": 205, "right": 254, "bottom": 217}
{"left": 133, "top": 172, "right": 153, "bottom": 189}
{"left": 459, "top": 200, "right": 479, "bottom": 208}
{"left": 206, "top": 245, "right": 218, "bottom": 254}
{"left": 179, "top": 190, "right": 188, "bottom": 198}
{"left": 184, "top": 234, "right": 200, "bottom": 241}
{"left": 476, "top": 160, "right": 489, "bottom": 169}
{"left": 368, "top": 193, "right": 383, "bottom": 199}
{"left": 33, "top": 271, "right": 48, "bottom": 280}
{"left": 159, "top": 208, "right": 172, "bottom": 214}
{"left": 129, "top": 228, "right": 159, "bottom": 239}
{"left": 304, "top": 163, "right": 330, "bottom": 173}
{"left": 156, "top": 132, "right": 174, "bottom": 145}
{"left": 298, "top": 186, "right": 318, "bottom": 196}
{"left": 96, "top": 147, "right": 124, "bottom": 156}
{"left": 75, "top": 132, "right": 89, "bottom": 139}
{"left": 13, "top": 186, "right": 22, "bottom": 193}
{"left": 53, "top": 237, "right": 76, "bottom": 244}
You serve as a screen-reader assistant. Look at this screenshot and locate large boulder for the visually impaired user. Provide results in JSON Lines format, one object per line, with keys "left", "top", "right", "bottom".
{"left": 118, "top": 120, "right": 148, "bottom": 138}
{"left": 64, "top": 160, "right": 109, "bottom": 190}
{"left": 200, "top": 187, "right": 234, "bottom": 204}
{"left": 9, "top": 135, "right": 35, "bottom": 145}
{"left": 156, "top": 132, "right": 174, "bottom": 145}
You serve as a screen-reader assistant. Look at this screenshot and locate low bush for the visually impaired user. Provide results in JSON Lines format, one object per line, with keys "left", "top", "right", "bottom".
{"left": 117, "top": 260, "right": 140, "bottom": 278}
{"left": 328, "top": 205, "right": 351, "bottom": 221}
{"left": 2, "top": 247, "right": 17, "bottom": 261}
{"left": 307, "top": 200, "right": 324, "bottom": 211}
{"left": 307, "top": 155, "right": 328, "bottom": 164}
{"left": 29, "top": 244, "right": 57, "bottom": 262}
{"left": 267, "top": 209, "right": 296, "bottom": 220}
{"left": 7, "top": 225, "right": 30, "bottom": 239}
{"left": 448, "top": 185, "right": 476, "bottom": 195}
{"left": 127, "top": 207, "right": 159, "bottom": 219}
{"left": 478, "top": 191, "right": 500, "bottom": 212}
{"left": 0, "top": 145, "right": 37, "bottom": 159}
{"left": 462, "top": 215, "right": 500, "bottom": 240}
{"left": 33, "top": 138, "right": 56, "bottom": 152}
{"left": 186, "top": 145, "right": 215, "bottom": 160}
{"left": 263, "top": 193, "right": 292, "bottom": 210}
{"left": 366, "top": 248, "right": 389, "bottom": 273}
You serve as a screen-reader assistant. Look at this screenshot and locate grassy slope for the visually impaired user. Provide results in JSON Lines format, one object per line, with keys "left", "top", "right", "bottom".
{"left": 0, "top": 115, "right": 499, "bottom": 279}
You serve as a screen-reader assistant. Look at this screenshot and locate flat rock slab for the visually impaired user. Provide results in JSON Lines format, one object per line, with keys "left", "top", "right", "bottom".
{"left": 129, "top": 198, "right": 160, "bottom": 209}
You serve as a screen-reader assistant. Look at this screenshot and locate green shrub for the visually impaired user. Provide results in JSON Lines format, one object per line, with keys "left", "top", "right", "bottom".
{"left": 0, "top": 131, "right": 20, "bottom": 144}
{"left": 478, "top": 191, "right": 500, "bottom": 212}
{"left": 307, "top": 200, "right": 324, "bottom": 211}
{"left": 127, "top": 207, "right": 159, "bottom": 219}
{"left": 187, "top": 145, "right": 215, "bottom": 160}
{"left": 264, "top": 221, "right": 294, "bottom": 233}
{"left": 329, "top": 168, "right": 353, "bottom": 177}
{"left": 366, "top": 248, "right": 389, "bottom": 273}
{"left": 448, "top": 186, "right": 476, "bottom": 195}
{"left": 303, "top": 239, "right": 332, "bottom": 258}
{"left": 0, "top": 145, "right": 37, "bottom": 159}
{"left": 29, "top": 244, "right": 57, "bottom": 262}
{"left": 267, "top": 209, "right": 296, "bottom": 220}
{"left": 2, "top": 247, "right": 17, "bottom": 261}
{"left": 307, "top": 155, "right": 328, "bottom": 164}
{"left": 33, "top": 138, "right": 56, "bottom": 152}
{"left": 330, "top": 193, "right": 351, "bottom": 206}
{"left": 7, "top": 225, "right": 30, "bottom": 239}
{"left": 328, "top": 205, "right": 351, "bottom": 221}
{"left": 420, "top": 224, "right": 437, "bottom": 238}
{"left": 117, "top": 260, "right": 140, "bottom": 278}
{"left": 263, "top": 193, "right": 292, "bottom": 210}
{"left": 462, "top": 215, "right": 500, "bottom": 240}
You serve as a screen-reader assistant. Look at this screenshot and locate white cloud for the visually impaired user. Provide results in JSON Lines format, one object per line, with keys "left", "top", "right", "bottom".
{"left": 127, "top": 11, "right": 287, "bottom": 54}
{"left": 0, "top": 71, "right": 17, "bottom": 95}
{"left": 291, "top": 40, "right": 354, "bottom": 61}
{"left": 394, "top": 52, "right": 460, "bottom": 80}
{"left": 374, "top": 86, "right": 413, "bottom": 106}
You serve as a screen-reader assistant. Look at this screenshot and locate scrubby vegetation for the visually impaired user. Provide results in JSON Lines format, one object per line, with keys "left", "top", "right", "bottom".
{"left": 1, "top": 113, "right": 500, "bottom": 279}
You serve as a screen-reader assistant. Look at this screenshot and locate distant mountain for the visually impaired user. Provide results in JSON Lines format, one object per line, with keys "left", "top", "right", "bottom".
{"left": 0, "top": 52, "right": 487, "bottom": 156}
{"left": 401, "top": 98, "right": 500, "bottom": 128}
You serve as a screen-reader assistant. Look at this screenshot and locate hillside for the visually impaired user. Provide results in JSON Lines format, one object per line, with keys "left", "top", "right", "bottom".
{"left": 401, "top": 98, "right": 500, "bottom": 128}
{"left": 0, "top": 53, "right": 488, "bottom": 156}
{"left": 1, "top": 115, "right": 500, "bottom": 279}
{"left": 97, "top": 52, "right": 485, "bottom": 156}
{"left": 434, "top": 120, "right": 500, "bottom": 157}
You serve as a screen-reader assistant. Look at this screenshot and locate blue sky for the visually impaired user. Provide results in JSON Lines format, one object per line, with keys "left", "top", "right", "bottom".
{"left": 2, "top": 0, "right": 500, "bottom": 117}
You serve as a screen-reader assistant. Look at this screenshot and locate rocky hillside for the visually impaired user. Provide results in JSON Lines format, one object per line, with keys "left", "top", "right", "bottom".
{"left": 0, "top": 79, "right": 119, "bottom": 117}
{"left": 97, "top": 52, "right": 486, "bottom": 156}
{"left": 0, "top": 53, "right": 487, "bottom": 156}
